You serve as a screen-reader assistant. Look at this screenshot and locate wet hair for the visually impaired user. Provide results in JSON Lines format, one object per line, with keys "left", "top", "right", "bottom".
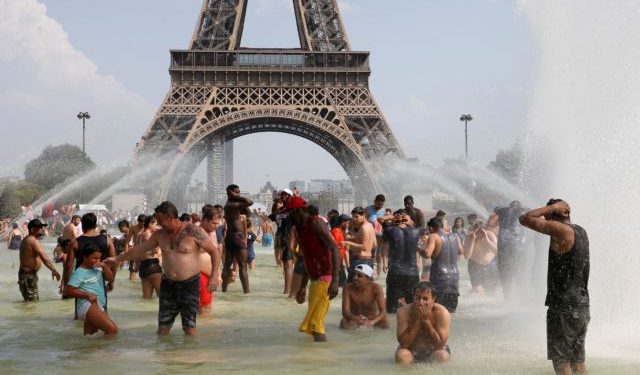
{"left": 81, "top": 213, "right": 97, "bottom": 231}
{"left": 143, "top": 214, "right": 156, "bottom": 229}
{"left": 453, "top": 217, "right": 464, "bottom": 229}
{"left": 403, "top": 195, "right": 414, "bottom": 203}
{"left": 72, "top": 215, "right": 81, "bottom": 221}
{"left": 202, "top": 205, "right": 215, "bottom": 221}
{"left": 374, "top": 194, "right": 385, "bottom": 202}
{"left": 191, "top": 213, "right": 201, "bottom": 223}
{"left": 118, "top": 220, "right": 130, "bottom": 229}
{"left": 351, "top": 206, "right": 366, "bottom": 216}
{"left": 155, "top": 201, "right": 179, "bottom": 219}
{"left": 427, "top": 218, "right": 441, "bottom": 230}
{"left": 79, "top": 244, "right": 102, "bottom": 259}
{"left": 546, "top": 198, "right": 564, "bottom": 206}
{"left": 99, "top": 229, "right": 107, "bottom": 235}
{"left": 308, "top": 205, "right": 320, "bottom": 216}
{"left": 467, "top": 213, "right": 477, "bottom": 222}
{"left": 179, "top": 213, "right": 191, "bottom": 222}
{"left": 393, "top": 209, "right": 406, "bottom": 216}
{"left": 12, "top": 223, "right": 18, "bottom": 229}
{"left": 137, "top": 214, "right": 146, "bottom": 223}
{"left": 415, "top": 281, "right": 433, "bottom": 295}
{"left": 435, "top": 210, "right": 446, "bottom": 218}
{"left": 226, "top": 184, "right": 240, "bottom": 192}
{"left": 326, "top": 209, "right": 339, "bottom": 225}
{"left": 213, "top": 204, "right": 223, "bottom": 211}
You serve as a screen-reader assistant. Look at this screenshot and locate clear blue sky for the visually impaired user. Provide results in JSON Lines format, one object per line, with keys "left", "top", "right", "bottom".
{"left": 0, "top": 0, "right": 535, "bottom": 192}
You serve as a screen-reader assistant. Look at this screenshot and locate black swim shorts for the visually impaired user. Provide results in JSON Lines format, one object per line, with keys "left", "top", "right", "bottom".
{"left": 158, "top": 274, "right": 200, "bottom": 331}
{"left": 139, "top": 258, "right": 162, "bottom": 279}
{"left": 547, "top": 306, "right": 590, "bottom": 363}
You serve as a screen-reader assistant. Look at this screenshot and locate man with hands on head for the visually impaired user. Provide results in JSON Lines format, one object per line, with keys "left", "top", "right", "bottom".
{"left": 395, "top": 281, "right": 451, "bottom": 365}
{"left": 104, "top": 201, "right": 220, "bottom": 336}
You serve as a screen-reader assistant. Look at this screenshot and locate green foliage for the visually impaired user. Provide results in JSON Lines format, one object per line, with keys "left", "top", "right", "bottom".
{"left": 13, "top": 180, "right": 47, "bottom": 207}
{"left": 0, "top": 182, "right": 21, "bottom": 218}
{"left": 488, "top": 141, "right": 524, "bottom": 185}
{"left": 24, "top": 144, "right": 95, "bottom": 190}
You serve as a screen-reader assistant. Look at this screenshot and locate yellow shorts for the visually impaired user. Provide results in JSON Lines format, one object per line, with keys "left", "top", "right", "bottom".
{"left": 299, "top": 279, "right": 331, "bottom": 335}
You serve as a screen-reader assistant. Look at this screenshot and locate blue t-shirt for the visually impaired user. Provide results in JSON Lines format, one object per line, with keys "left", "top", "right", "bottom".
{"left": 366, "top": 205, "right": 385, "bottom": 225}
{"left": 68, "top": 267, "right": 106, "bottom": 307}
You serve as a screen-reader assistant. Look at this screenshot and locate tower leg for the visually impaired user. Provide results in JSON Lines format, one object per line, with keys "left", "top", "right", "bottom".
{"left": 207, "top": 138, "right": 234, "bottom": 204}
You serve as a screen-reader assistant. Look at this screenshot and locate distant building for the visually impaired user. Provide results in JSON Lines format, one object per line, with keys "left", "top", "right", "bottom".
{"left": 307, "top": 179, "right": 352, "bottom": 194}
{"left": 289, "top": 180, "right": 306, "bottom": 193}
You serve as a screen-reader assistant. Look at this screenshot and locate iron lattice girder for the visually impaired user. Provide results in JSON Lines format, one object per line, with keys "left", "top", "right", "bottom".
{"left": 294, "top": 0, "right": 351, "bottom": 51}
{"left": 135, "top": 0, "right": 406, "bottom": 204}
{"left": 190, "top": 0, "right": 247, "bottom": 50}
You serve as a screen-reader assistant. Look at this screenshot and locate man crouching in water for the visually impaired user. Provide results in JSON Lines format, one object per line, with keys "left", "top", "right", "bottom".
{"left": 519, "top": 199, "right": 590, "bottom": 375}
{"left": 106, "top": 201, "right": 220, "bottom": 336}
{"left": 395, "top": 281, "right": 451, "bottom": 365}
{"left": 340, "top": 263, "right": 388, "bottom": 329}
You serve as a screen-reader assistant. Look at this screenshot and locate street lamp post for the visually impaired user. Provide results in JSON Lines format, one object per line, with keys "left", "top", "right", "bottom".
{"left": 77, "top": 112, "right": 91, "bottom": 154}
{"left": 459, "top": 114, "right": 473, "bottom": 160}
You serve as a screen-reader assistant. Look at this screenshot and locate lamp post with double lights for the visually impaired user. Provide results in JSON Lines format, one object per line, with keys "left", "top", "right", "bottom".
{"left": 77, "top": 112, "right": 91, "bottom": 154}
{"left": 459, "top": 114, "right": 473, "bottom": 160}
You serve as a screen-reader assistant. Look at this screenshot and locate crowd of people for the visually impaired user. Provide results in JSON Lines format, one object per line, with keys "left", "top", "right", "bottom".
{"left": 11, "top": 185, "right": 590, "bottom": 374}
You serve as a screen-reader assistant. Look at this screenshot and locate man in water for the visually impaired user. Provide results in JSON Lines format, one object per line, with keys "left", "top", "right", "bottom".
{"left": 340, "top": 264, "right": 388, "bottom": 329}
{"left": 496, "top": 200, "right": 527, "bottom": 300}
{"left": 423, "top": 218, "right": 461, "bottom": 313}
{"left": 18, "top": 219, "right": 61, "bottom": 301}
{"left": 222, "top": 184, "right": 253, "bottom": 294}
{"left": 395, "top": 281, "right": 451, "bottom": 365}
{"left": 106, "top": 201, "right": 220, "bottom": 336}
{"left": 519, "top": 199, "right": 590, "bottom": 375}
{"left": 463, "top": 220, "right": 499, "bottom": 294}
{"left": 404, "top": 195, "right": 426, "bottom": 228}
{"left": 365, "top": 194, "right": 387, "bottom": 276}
{"left": 383, "top": 210, "right": 427, "bottom": 313}
{"left": 341, "top": 206, "right": 376, "bottom": 282}
{"left": 62, "top": 215, "right": 81, "bottom": 240}
{"left": 288, "top": 196, "right": 340, "bottom": 342}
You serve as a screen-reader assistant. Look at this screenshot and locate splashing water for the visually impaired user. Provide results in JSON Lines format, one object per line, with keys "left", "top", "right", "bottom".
{"left": 519, "top": 0, "right": 640, "bottom": 355}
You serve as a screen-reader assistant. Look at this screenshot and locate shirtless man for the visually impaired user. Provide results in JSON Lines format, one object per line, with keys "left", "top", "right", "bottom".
{"left": 340, "top": 264, "right": 388, "bottom": 329}
{"left": 222, "top": 184, "right": 253, "bottom": 294}
{"left": 199, "top": 204, "right": 221, "bottom": 316}
{"left": 463, "top": 220, "right": 499, "bottom": 294}
{"left": 341, "top": 206, "right": 376, "bottom": 283}
{"left": 62, "top": 215, "right": 81, "bottom": 240}
{"left": 18, "top": 219, "right": 61, "bottom": 301}
{"left": 395, "top": 281, "right": 451, "bottom": 365}
{"left": 106, "top": 201, "right": 220, "bottom": 336}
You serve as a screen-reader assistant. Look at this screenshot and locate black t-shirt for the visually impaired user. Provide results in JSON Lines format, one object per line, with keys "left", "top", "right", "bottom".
{"left": 383, "top": 225, "right": 425, "bottom": 276}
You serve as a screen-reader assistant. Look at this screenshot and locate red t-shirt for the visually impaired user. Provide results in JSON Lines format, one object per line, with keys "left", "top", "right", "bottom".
{"left": 331, "top": 227, "right": 346, "bottom": 263}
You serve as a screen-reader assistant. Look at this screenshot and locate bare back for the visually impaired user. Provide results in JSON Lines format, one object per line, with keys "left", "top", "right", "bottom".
{"left": 62, "top": 223, "right": 77, "bottom": 240}
{"left": 354, "top": 221, "right": 376, "bottom": 258}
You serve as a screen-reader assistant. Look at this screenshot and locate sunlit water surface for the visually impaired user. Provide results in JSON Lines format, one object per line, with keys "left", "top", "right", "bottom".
{"left": 0, "top": 241, "right": 637, "bottom": 375}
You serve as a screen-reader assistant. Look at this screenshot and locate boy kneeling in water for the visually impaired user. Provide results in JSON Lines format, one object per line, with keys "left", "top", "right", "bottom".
{"left": 63, "top": 245, "right": 118, "bottom": 336}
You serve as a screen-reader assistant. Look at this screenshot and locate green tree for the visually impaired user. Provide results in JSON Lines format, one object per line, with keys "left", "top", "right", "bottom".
{"left": 488, "top": 141, "right": 524, "bottom": 185}
{"left": 0, "top": 182, "right": 21, "bottom": 218}
{"left": 14, "top": 180, "right": 47, "bottom": 207}
{"left": 24, "top": 144, "right": 95, "bottom": 190}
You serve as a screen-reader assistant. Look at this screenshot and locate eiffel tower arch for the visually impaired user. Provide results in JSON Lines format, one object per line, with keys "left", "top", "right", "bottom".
{"left": 135, "top": 0, "right": 405, "bottom": 207}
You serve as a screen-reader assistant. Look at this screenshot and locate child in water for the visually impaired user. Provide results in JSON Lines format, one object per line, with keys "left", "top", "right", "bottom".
{"left": 63, "top": 245, "right": 118, "bottom": 336}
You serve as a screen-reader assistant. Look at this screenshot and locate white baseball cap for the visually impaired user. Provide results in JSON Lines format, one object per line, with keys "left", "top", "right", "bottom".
{"left": 281, "top": 188, "right": 293, "bottom": 196}
{"left": 354, "top": 264, "right": 374, "bottom": 279}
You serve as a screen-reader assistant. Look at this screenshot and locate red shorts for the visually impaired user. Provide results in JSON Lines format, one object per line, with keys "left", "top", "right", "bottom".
{"left": 199, "top": 272, "right": 213, "bottom": 307}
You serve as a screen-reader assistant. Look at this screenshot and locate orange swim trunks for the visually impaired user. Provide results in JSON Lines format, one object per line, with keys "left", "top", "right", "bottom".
{"left": 199, "top": 272, "right": 213, "bottom": 307}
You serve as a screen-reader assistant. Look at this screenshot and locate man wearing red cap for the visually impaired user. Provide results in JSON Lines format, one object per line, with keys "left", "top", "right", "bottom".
{"left": 287, "top": 196, "right": 340, "bottom": 342}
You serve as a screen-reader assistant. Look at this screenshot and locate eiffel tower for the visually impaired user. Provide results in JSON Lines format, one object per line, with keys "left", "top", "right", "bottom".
{"left": 135, "top": 0, "right": 405, "bottom": 206}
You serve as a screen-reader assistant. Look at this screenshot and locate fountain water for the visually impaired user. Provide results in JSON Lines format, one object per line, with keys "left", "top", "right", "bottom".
{"left": 519, "top": 0, "right": 640, "bottom": 356}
